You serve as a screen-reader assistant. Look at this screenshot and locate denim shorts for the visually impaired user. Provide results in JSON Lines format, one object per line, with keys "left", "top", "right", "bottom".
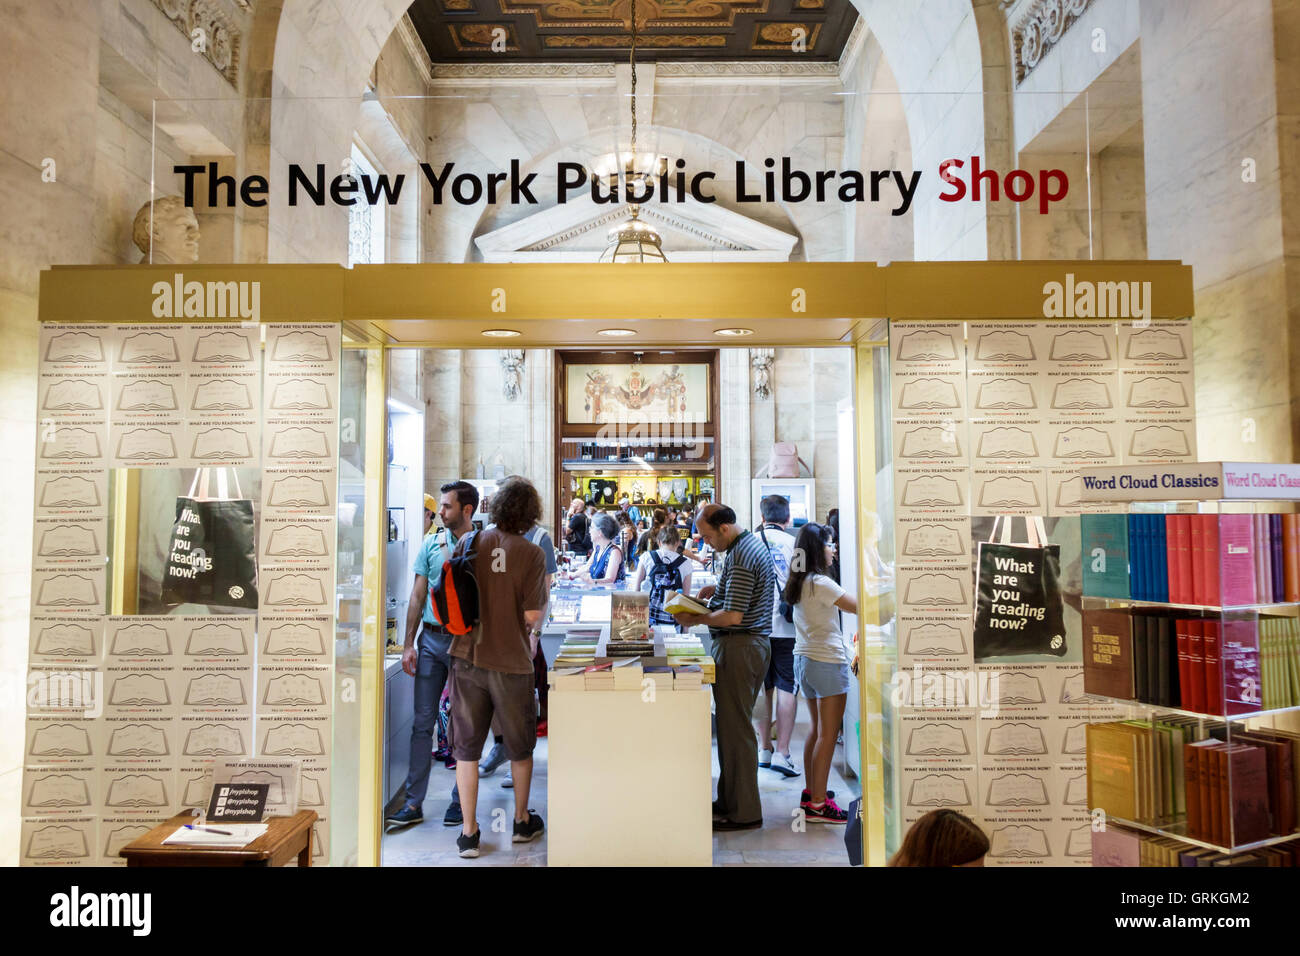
{"left": 794, "top": 655, "right": 851, "bottom": 699}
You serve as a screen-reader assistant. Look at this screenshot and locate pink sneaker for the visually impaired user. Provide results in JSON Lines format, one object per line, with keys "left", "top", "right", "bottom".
{"left": 801, "top": 797, "right": 849, "bottom": 824}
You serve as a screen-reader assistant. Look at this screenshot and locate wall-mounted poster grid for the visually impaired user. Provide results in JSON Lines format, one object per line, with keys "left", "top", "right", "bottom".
{"left": 22, "top": 322, "right": 339, "bottom": 866}
{"left": 889, "top": 319, "right": 1195, "bottom": 866}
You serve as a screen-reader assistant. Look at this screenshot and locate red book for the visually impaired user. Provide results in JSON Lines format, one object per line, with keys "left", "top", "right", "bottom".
{"left": 1176, "top": 515, "right": 1193, "bottom": 604}
{"left": 1186, "top": 620, "right": 1206, "bottom": 713}
{"left": 1201, "top": 515, "right": 1221, "bottom": 606}
{"left": 1190, "top": 516, "right": 1205, "bottom": 604}
{"left": 1225, "top": 744, "right": 1271, "bottom": 845}
{"left": 1203, "top": 619, "right": 1223, "bottom": 715}
{"left": 1210, "top": 745, "right": 1227, "bottom": 845}
{"left": 1165, "top": 516, "right": 1180, "bottom": 603}
{"left": 1175, "top": 619, "right": 1192, "bottom": 709}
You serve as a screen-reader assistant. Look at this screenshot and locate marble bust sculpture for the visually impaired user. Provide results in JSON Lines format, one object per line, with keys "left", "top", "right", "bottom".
{"left": 132, "top": 195, "right": 199, "bottom": 263}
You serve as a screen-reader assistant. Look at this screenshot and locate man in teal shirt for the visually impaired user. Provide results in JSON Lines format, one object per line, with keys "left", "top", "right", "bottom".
{"left": 386, "top": 480, "right": 479, "bottom": 831}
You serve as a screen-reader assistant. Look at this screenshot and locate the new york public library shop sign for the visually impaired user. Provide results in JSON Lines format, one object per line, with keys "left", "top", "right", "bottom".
{"left": 174, "top": 154, "right": 1071, "bottom": 217}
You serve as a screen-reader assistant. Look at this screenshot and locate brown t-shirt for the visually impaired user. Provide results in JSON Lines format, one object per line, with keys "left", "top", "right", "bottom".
{"left": 449, "top": 527, "right": 548, "bottom": 675}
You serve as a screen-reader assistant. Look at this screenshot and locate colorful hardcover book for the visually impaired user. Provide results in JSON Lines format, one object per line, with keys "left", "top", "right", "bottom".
{"left": 1218, "top": 514, "right": 1256, "bottom": 606}
{"left": 1175, "top": 515, "right": 1194, "bottom": 605}
{"left": 1082, "top": 607, "right": 1135, "bottom": 699}
{"left": 1128, "top": 515, "right": 1144, "bottom": 600}
{"left": 1156, "top": 615, "right": 1173, "bottom": 706}
{"left": 1080, "top": 514, "right": 1132, "bottom": 599}
{"left": 1225, "top": 744, "right": 1271, "bottom": 845}
{"left": 1221, "top": 618, "right": 1262, "bottom": 716}
{"left": 1203, "top": 619, "right": 1224, "bottom": 715}
{"left": 1186, "top": 619, "right": 1206, "bottom": 713}
{"left": 1254, "top": 515, "right": 1271, "bottom": 604}
{"left": 1133, "top": 615, "right": 1150, "bottom": 703}
{"left": 1190, "top": 515, "right": 1205, "bottom": 604}
{"left": 1155, "top": 515, "right": 1169, "bottom": 603}
{"left": 1175, "top": 619, "right": 1192, "bottom": 709}
{"left": 1271, "top": 514, "right": 1284, "bottom": 601}
{"left": 1202, "top": 514, "right": 1221, "bottom": 606}
{"left": 1284, "top": 514, "right": 1300, "bottom": 602}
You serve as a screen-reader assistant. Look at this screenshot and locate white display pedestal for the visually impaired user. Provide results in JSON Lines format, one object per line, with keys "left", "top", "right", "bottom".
{"left": 548, "top": 688, "right": 712, "bottom": 866}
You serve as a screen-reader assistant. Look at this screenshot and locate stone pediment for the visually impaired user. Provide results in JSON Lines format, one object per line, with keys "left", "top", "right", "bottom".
{"left": 473, "top": 195, "right": 798, "bottom": 262}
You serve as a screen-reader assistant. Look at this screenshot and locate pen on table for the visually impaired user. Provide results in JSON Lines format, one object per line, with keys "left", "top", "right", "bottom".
{"left": 184, "top": 824, "right": 233, "bottom": 835}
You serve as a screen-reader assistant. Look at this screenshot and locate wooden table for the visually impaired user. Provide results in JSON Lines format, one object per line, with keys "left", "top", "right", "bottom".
{"left": 119, "top": 811, "right": 318, "bottom": 867}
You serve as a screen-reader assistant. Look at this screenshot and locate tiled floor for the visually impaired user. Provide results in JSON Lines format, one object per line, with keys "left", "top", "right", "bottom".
{"left": 382, "top": 713, "right": 855, "bottom": 867}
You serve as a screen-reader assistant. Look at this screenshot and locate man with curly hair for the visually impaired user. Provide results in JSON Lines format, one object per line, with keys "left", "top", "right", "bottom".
{"left": 448, "top": 475, "right": 549, "bottom": 858}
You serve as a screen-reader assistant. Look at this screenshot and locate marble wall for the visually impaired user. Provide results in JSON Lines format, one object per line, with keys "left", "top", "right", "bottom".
{"left": 1140, "top": 0, "right": 1298, "bottom": 461}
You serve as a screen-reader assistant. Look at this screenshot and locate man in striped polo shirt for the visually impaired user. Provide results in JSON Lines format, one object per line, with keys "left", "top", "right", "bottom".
{"left": 672, "top": 502, "right": 774, "bottom": 830}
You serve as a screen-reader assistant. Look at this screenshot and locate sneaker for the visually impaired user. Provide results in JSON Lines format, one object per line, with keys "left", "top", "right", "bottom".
{"left": 770, "top": 752, "right": 800, "bottom": 778}
{"left": 502, "top": 767, "right": 514, "bottom": 789}
{"left": 512, "top": 810, "right": 545, "bottom": 843}
{"left": 800, "top": 788, "right": 836, "bottom": 802}
{"left": 384, "top": 804, "right": 423, "bottom": 831}
{"left": 443, "top": 800, "right": 463, "bottom": 827}
{"left": 759, "top": 748, "right": 773, "bottom": 769}
{"left": 801, "top": 798, "right": 849, "bottom": 824}
{"left": 479, "top": 742, "right": 506, "bottom": 776}
{"left": 456, "top": 828, "right": 480, "bottom": 858}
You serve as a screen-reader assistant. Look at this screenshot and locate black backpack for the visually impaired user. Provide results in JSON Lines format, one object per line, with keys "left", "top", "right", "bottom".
{"left": 430, "top": 531, "right": 481, "bottom": 635}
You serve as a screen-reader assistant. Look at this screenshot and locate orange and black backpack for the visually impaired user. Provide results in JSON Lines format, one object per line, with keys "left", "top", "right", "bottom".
{"left": 430, "top": 530, "right": 481, "bottom": 635}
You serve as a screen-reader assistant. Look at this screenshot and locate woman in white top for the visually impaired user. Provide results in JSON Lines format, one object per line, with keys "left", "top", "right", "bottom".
{"left": 783, "top": 521, "right": 858, "bottom": 824}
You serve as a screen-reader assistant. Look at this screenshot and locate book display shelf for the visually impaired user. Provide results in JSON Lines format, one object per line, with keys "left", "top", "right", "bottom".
{"left": 1078, "top": 463, "right": 1300, "bottom": 865}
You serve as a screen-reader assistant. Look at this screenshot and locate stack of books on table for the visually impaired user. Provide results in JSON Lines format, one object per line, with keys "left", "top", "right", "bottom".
{"left": 584, "top": 661, "right": 614, "bottom": 690}
{"left": 672, "top": 664, "right": 703, "bottom": 690}
{"left": 554, "top": 627, "right": 602, "bottom": 667}
{"left": 673, "top": 657, "right": 715, "bottom": 683}
{"left": 547, "top": 666, "right": 586, "bottom": 691}
{"left": 612, "top": 657, "right": 643, "bottom": 690}
{"left": 642, "top": 665, "right": 674, "bottom": 694}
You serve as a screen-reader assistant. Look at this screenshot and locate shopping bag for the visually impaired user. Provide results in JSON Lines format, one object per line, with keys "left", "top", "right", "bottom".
{"left": 161, "top": 468, "right": 258, "bottom": 609}
{"left": 972, "top": 516, "right": 1066, "bottom": 659}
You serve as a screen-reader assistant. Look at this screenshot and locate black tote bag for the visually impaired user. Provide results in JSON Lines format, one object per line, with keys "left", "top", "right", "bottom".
{"left": 973, "top": 516, "right": 1066, "bottom": 659}
{"left": 161, "top": 468, "right": 258, "bottom": 609}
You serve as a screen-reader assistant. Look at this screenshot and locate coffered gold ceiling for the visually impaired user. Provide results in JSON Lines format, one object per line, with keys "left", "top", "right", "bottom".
{"left": 406, "top": 0, "right": 857, "bottom": 62}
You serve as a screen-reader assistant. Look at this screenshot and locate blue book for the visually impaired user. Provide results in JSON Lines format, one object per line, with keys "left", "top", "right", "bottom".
{"left": 1081, "top": 514, "right": 1132, "bottom": 599}
{"left": 1155, "top": 515, "right": 1169, "bottom": 603}
{"left": 1148, "top": 515, "right": 1162, "bottom": 602}
{"left": 1128, "top": 514, "right": 1144, "bottom": 600}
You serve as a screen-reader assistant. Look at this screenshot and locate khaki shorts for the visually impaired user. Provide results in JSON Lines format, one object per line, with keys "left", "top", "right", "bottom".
{"left": 449, "top": 657, "right": 537, "bottom": 763}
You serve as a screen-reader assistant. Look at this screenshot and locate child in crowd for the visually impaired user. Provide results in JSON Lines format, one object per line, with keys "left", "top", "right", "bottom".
{"left": 633, "top": 525, "right": 693, "bottom": 626}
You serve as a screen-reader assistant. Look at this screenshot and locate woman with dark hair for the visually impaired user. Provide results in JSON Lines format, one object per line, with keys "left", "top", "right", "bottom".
{"left": 783, "top": 521, "right": 858, "bottom": 824}
{"left": 888, "top": 809, "right": 989, "bottom": 867}
{"left": 580, "top": 513, "right": 624, "bottom": 586}
{"left": 614, "top": 511, "right": 638, "bottom": 566}
{"left": 635, "top": 507, "right": 668, "bottom": 560}
{"left": 826, "top": 509, "right": 841, "bottom": 584}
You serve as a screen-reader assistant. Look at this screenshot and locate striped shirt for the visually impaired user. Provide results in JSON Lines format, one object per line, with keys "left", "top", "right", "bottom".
{"left": 707, "top": 529, "right": 775, "bottom": 638}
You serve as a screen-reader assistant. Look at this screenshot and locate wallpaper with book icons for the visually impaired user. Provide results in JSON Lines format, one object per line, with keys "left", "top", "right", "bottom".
{"left": 889, "top": 319, "right": 1196, "bottom": 865}
{"left": 21, "top": 322, "right": 339, "bottom": 866}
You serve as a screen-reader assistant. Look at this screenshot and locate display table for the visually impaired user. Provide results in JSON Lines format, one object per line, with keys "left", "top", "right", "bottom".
{"left": 548, "top": 688, "right": 712, "bottom": 866}
{"left": 119, "top": 810, "right": 318, "bottom": 867}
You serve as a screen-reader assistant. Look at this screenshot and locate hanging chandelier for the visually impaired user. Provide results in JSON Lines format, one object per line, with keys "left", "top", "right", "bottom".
{"left": 600, "top": 0, "right": 668, "bottom": 263}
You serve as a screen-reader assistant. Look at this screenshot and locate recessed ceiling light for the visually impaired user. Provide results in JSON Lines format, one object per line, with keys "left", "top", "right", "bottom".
{"left": 597, "top": 328, "right": 637, "bottom": 337}
{"left": 481, "top": 329, "right": 521, "bottom": 338}
{"left": 714, "top": 327, "right": 754, "bottom": 337}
